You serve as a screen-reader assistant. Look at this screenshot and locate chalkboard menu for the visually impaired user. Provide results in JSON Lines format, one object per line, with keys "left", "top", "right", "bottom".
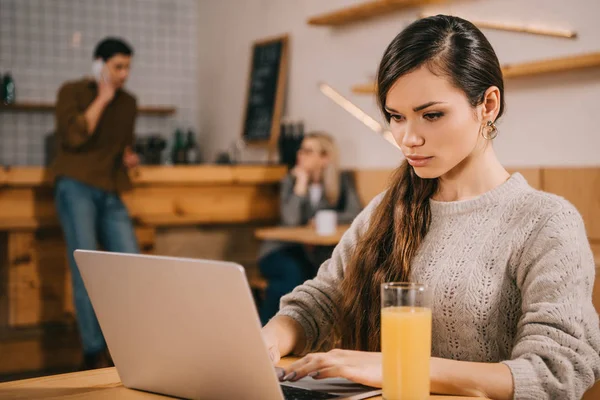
{"left": 241, "top": 35, "right": 288, "bottom": 146}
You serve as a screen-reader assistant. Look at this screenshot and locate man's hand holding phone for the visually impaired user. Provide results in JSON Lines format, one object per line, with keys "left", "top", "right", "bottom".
{"left": 97, "top": 70, "right": 115, "bottom": 106}
{"left": 93, "top": 60, "right": 115, "bottom": 105}
{"left": 85, "top": 60, "right": 117, "bottom": 136}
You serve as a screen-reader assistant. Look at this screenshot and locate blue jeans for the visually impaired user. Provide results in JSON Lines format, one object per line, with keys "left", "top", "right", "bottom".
{"left": 54, "top": 177, "right": 139, "bottom": 355}
{"left": 258, "top": 246, "right": 314, "bottom": 326}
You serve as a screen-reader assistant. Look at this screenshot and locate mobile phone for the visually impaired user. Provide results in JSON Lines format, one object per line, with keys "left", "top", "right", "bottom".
{"left": 92, "top": 59, "right": 106, "bottom": 83}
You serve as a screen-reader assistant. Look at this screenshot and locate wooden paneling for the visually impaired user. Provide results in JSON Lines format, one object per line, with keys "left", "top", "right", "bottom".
{"left": 506, "top": 168, "right": 542, "bottom": 190}
{"left": 8, "top": 232, "right": 40, "bottom": 326}
{"left": 0, "top": 233, "right": 7, "bottom": 329}
{"left": 0, "top": 323, "right": 81, "bottom": 375}
{"left": 542, "top": 168, "right": 600, "bottom": 241}
{"left": 351, "top": 169, "right": 394, "bottom": 206}
{"left": 5, "top": 231, "right": 71, "bottom": 327}
{"left": 591, "top": 241, "right": 600, "bottom": 266}
{"left": 125, "top": 185, "right": 280, "bottom": 226}
{"left": 1, "top": 226, "right": 156, "bottom": 328}
{"left": 0, "top": 188, "right": 57, "bottom": 228}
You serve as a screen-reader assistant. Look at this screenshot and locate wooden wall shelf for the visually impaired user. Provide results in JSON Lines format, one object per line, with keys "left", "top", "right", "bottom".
{"left": 351, "top": 83, "right": 378, "bottom": 95}
{"left": 308, "top": 0, "right": 446, "bottom": 27}
{"left": 0, "top": 102, "right": 176, "bottom": 116}
{"left": 501, "top": 52, "right": 600, "bottom": 79}
{"left": 418, "top": 13, "right": 577, "bottom": 39}
{"left": 352, "top": 52, "right": 600, "bottom": 94}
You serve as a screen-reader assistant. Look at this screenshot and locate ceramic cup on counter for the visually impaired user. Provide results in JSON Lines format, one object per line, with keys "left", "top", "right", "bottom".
{"left": 314, "top": 209, "right": 337, "bottom": 236}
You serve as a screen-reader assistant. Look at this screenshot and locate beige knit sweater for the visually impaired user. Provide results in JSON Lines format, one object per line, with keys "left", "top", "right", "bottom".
{"left": 278, "top": 173, "right": 600, "bottom": 399}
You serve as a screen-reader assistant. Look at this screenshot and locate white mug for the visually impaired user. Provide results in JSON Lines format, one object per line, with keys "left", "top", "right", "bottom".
{"left": 315, "top": 210, "right": 337, "bottom": 236}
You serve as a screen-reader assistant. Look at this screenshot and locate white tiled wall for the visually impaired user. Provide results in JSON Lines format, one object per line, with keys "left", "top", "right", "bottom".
{"left": 0, "top": 0, "right": 199, "bottom": 165}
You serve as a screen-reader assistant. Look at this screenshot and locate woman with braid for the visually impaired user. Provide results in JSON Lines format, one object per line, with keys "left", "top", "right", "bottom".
{"left": 261, "top": 15, "right": 600, "bottom": 400}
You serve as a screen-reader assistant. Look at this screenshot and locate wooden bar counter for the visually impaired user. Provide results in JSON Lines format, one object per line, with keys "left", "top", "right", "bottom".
{"left": 0, "top": 165, "right": 286, "bottom": 375}
{"left": 0, "top": 165, "right": 287, "bottom": 229}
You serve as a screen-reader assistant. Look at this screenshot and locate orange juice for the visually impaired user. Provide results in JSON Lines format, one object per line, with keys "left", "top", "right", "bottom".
{"left": 381, "top": 306, "right": 432, "bottom": 400}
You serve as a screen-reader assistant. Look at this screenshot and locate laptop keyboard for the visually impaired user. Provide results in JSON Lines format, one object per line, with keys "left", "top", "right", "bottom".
{"left": 281, "top": 384, "right": 339, "bottom": 399}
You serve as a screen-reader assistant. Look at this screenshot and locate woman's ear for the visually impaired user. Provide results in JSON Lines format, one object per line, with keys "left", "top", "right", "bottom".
{"left": 481, "top": 86, "right": 501, "bottom": 122}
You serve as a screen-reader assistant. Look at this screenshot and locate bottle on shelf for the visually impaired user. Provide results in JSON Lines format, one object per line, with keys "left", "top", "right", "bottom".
{"left": 185, "top": 129, "right": 200, "bottom": 164}
{"left": 278, "top": 117, "right": 288, "bottom": 166}
{"left": 284, "top": 118, "right": 297, "bottom": 170}
{"left": 294, "top": 119, "right": 305, "bottom": 159}
{"left": 228, "top": 138, "right": 246, "bottom": 164}
{"left": 171, "top": 129, "right": 187, "bottom": 165}
{"left": 2, "top": 73, "right": 16, "bottom": 105}
{"left": 289, "top": 120, "right": 304, "bottom": 169}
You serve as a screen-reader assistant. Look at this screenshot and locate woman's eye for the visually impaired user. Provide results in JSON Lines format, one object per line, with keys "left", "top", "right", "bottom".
{"left": 390, "top": 114, "right": 405, "bottom": 122}
{"left": 424, "top": 112, "right": 443, "bottom": 121}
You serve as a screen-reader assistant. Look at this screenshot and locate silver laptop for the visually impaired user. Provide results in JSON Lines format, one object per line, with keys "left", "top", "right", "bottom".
{"left": 74, "top": 250, "right": 381, "bottom": 400}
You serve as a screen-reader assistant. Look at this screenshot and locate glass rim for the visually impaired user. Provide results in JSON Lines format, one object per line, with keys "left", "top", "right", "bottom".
{"left": 381, "top": 282, "right": 427, "bottom": 290}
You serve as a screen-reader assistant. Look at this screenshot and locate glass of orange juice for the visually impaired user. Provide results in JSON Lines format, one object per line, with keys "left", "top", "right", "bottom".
{"left": 381, "top": 282, "right": 432, "bottom": 400}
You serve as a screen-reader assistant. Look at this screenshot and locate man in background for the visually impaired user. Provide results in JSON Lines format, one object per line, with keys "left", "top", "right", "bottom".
{"left": 52, "top": 37, "right": 140, "bottom": 370}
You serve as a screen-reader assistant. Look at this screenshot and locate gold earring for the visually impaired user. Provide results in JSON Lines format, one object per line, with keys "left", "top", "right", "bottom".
{"left": 481, "top": 120, "right": 498, "bottom": 140}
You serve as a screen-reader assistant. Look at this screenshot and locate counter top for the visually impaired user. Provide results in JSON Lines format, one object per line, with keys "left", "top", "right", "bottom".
{"left": 0, "top": 165, "right": 288, "bottom": 230}
{"left": 0, "top": 165, "right": 288, "bottom": 187}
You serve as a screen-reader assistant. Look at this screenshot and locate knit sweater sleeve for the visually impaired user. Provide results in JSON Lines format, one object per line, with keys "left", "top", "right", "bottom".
{"left": 277, "top": 192, "right": 385, "bottom": 355}
{"left": 502, "top": 202, "right": 600, "bottom": 400}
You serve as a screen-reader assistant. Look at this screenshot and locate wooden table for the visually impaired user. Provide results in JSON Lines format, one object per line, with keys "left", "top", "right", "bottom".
{"left": 254, "top": 224, "right": 351, "bottom": 246}
{"left": 0, "top": 358, "right": 483, "bottom": 399}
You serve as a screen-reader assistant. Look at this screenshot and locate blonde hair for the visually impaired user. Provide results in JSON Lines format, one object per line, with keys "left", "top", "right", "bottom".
{"left": 305, "top": 132, "right": 340, "bottom": 206}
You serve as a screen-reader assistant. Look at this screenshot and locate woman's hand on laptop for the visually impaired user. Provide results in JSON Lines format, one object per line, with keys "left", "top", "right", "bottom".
{"left": 279, "top": 349, "right": 382, "bottom": 388}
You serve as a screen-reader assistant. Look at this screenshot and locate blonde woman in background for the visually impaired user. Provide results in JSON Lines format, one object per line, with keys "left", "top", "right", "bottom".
{"left": 258, "top": 132, "right": 362, "bottom": 325}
